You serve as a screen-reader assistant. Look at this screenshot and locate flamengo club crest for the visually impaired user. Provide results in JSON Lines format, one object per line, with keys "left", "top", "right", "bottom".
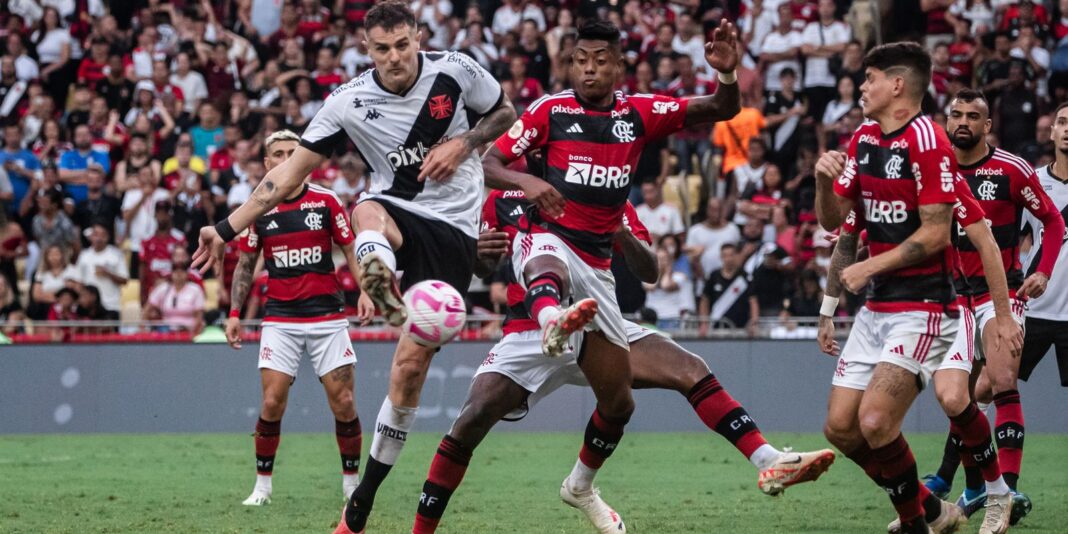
{"left": 305, "top": 211, "right": 323, "bottom": 230}
{"left": 612, "top": 120, "right": 635, "bottom": 142}
{"left": 428, "top": 95, "right": 454, "bottom": 120}
{"left": 977, "top": 180, "right": 998, "bottom": 201}
{"left": 884, "top": 154, "right": 904, "bottom": 179}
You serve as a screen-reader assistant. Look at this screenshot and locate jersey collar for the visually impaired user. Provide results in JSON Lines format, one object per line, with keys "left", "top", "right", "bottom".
{"left": 372, "top": 54, "right": 424, "bottom": 97}
{"left": 283, "top": 183, "right": 310, "bottom": 203}
{"left": 957, "top": 145, "right": 995, "bottom": 171}
{"left": 1046, "top": 164, "right": 1068, "bottom": 184}
{"left": 573, "top": 90, "right": 617, "bottom": 113}
{"left": 880, "top": 112, "right": 923, "bottom": 140}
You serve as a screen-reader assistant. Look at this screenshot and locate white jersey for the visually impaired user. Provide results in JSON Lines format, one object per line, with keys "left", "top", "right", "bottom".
{"left": 1021, "top": 164, "right": 1068, "bottom": 320}
{"left": 301, "top": 51, "right": 503, "bottom": 238}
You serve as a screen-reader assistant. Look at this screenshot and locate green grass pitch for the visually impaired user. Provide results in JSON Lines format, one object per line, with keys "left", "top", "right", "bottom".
{"left": 2, "top": 432, "right": 1066, "bottom": 533}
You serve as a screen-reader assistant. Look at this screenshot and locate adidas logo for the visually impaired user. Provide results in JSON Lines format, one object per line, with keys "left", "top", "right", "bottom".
{"left": 950, "top": 352, "right": 963, "bottom": 361}
{"left": 509, "top": 206, "right": 523, "bottom": 218}
{"left": 266, "top": 220, "right": 279, "bottom": 230}
{"left": 890, "top": 345, "right": 905, "bottom": 356}
{"left": 566, "top": 123, "right": 584, "bottom": 134}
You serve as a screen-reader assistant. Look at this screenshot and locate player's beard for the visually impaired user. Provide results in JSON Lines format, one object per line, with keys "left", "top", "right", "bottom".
{"left": 950, "top": 130, "right": 982, "bottom": 150}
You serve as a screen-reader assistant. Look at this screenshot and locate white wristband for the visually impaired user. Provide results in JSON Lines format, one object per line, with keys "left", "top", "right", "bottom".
{"left": 717, "top": 70, "right": 737, "bottom": 85}
{"left": 820, "top": 296, "right": 840, "bottom": 317}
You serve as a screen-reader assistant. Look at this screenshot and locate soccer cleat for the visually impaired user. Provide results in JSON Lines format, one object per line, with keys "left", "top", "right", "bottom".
{"left": 360, "top": 254, "right": 407, "bottom": 327}
{"left": 1008, "top": 491, "right": 1031, "bottom": 525}
{"left": 887, "top": 499, "right": 966, "bottom": 534}
{"left": 923, "top": 474, "right": 952, "bottom": 500}
{"left": 560, "top": 477, "right": 626, "bottom": 533}
{"left": 241, "top": 488, "right": 271, "bottom": 506}
{"left": 978, "top": 492, "right": 1011, "bottom": 534}
{"left": 332, "top": 506, "right": 364, "bottom": 534}
{"left": 955, "top": 489, "right": 988, "bottom": 518}
{"left": 542, "top": 298, "right": 598, "bottom": 358}
{"left": 757, "top": 448, "right": 836, "bottom": 496}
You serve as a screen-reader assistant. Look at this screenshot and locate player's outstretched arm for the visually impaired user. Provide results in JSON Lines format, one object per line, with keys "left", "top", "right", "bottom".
{"left": 192, "top": 147, "right": 325, "bottom": 273}
{"left": 817, "top": 230, "right": 858, "bottom": 357}
{"left": 225, "top": 250, "right": 258, "bottom": 349}
{"left": 963, "top": 219, "right": 1024, "bottom": 357}
{"left": 814, "top": 151, "right": 853, "bottom": 230}
{"left": 483, "top": 145, "right": 565, "bottom": 218}
{"left": 684, "top": 19, "right": 741, "bottom": 127}
{"left": 840, "top": 203, "right": 953, "bottom": 293}
{"left": 615, "top": 226, "right": 657, "bottom": 283}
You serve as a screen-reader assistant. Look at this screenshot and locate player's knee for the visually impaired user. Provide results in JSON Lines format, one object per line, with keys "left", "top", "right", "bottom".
{"left": 857, "top": 409, "right": 897, "bottom": 447}
{"left": 329, "top": 389, "right": 355, "bottom": 415}
{"left": 450, "top": 401, "right": 499, "bottom": 446}
{"left": 391, "top": 358, "right": 430, "bottom": 394}
{"left": 676, "top": 356, "right": 712, "bottom": 393}
{"left": 599, "top": 394, "right": 635, "bottom": 422}
{"left": 823, "top": 416, "right": 858, "bottom": 449}
{"left": 987, "top": 367, "right": 1018, "bottom": 393}
{"left": 935, "top": 383, "right": 970, "bottom": 418}
{"left": 261, "top": 396, "right": 287, "bottom": 420}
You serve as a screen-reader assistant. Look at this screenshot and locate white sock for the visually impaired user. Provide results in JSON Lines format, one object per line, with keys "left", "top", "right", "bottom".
{"left": 342, "top": 473, "right": 359, "bottom": 498}
{"left": 567, "top": 459, "right": 598, "bottom": 493}
{"left": 355, "top": 230, "right": 396, "bottom": 272}
{"left": 368, "top": 397, "right": 417, "bottom": 465}
{"left": 749, "top": 444, "right": 783, "bottom": 471}
{"left": 536, "top": 305, "right": 562, "bottom": 330}
{"left": 986, "top": 475, "right": 1011, "bottom": 496}
{"left": 977, "top": 401, "right": 992, "bottom": 414}
{"left": 254, "top": 474, "right": 272, "bottom": 493}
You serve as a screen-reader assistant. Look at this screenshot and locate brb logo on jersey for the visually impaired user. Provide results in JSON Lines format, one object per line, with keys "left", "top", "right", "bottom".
{"left": 565, "top": 155, "right": 632, "bottom": 189}
{"left": 864, "top": 198, "right": 908, "bottom": 224}
{"left": 273, "top": 246, "right": 323, "bottom": 268}
{"left": 428, "top": 94, "right": 454, "bottom": 120}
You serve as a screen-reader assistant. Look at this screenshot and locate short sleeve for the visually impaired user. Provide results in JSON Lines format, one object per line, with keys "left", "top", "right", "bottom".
{"left": 236, "top": 224, "right": 262, "bottom": 253}
{"left": 300, "top": 84, "right": 352, "bottom": 157}
{"left": 328, "top": 194, "right": 354, "bottom": 246}
{"left": 493, "top": 103, "right": 549, "bottom": 163}
{"left": 953, "top": 175, "right": 986, "bottom": 227}
{"left": 446, "top": 52, "right": 503, "bottom": 116}
{"left": 631, "top": 94, "right": 689, "bottom": 139}
{"left": 147, "top": 283, "right": 166, "bottom": 308}
{"left": 622, "top": 201, "right": 652, "bottom": 245}
{"left": 840, "top": 208, "right": 864, "bottom": 234}
{"left": 832, "top": 132, "right": 861, "bottom": 201}
{"left": 908, "top": 120, "right": 958, "bottom": 205}
{"left": 1010, "top": 161, "right": 1057, "bottom": 218}
{"left": 481, "top": 191, "right": 500, "bottom": 232}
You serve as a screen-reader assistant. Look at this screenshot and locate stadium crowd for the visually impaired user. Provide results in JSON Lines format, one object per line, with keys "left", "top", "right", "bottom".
{"left": 0, "top": 0, "right": 1063, "bottom": 336}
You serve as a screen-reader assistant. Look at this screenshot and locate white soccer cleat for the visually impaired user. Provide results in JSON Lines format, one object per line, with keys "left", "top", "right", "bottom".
{"left": 542, "top": 298, "right": 598, "bottom": 358}
{"left": 560, "top": 477, "right": 626, "bottom": 533}
{"left": 242, "top": 488, "right": 272, "bottom": 506}
{"left": 757, "top": 448, "right": 836, "bottom": 496}
{"left": 360, "top": 254, "right": 407, "bottom": 327}
{"left": 979, "top": 492, "right": 1011, "bottom": 534}
{"left": 887, "top": 499, "right": 966, "bottom": 534}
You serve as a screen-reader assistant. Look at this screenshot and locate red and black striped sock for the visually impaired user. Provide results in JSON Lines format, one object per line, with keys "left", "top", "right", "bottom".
{"left": 844, "top": 442, "right": 886, "bottom": 485}
{"left": 335, "top": 417, "right": 362, "bottom": 476}
{"left": 578, "top": 408, "right": 628, "bottom": 469}
{"left": 413, "top": 435, "right": 472, "bottom": 534}
{"left": 873, "top": 434, "right": 925, "bottom": 529}
{"left": 950, "top": 403, "right": 1001, "bottom": 484}
{"left": 255, "top": 417, "right": 281, "bottom": 475}
{"left": 687, "top": 374, "right": 768, "bottom": 459}
{"left": 950, "top": 420, "right": 986, "bottom": 491}
{"left": 993, "top": 390, "right": 1024, "bottom": 490}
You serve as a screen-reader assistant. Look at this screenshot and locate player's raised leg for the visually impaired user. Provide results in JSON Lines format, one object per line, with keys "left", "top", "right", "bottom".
{"left": 521, "top": 252, "right": 597, "bottom": 357}
{"left": 244, "top": 368, "right": 291, "bottom": 506}
{"left": 352, "top": 200, "right": 406, "bottom": 326}
{"left": 626, "top": 332, "right": 835, "bottom": 495}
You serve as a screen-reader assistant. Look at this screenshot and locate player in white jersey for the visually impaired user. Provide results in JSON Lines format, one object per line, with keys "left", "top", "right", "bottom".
{"left": 190, "top": 4, "right": 515, "bottom": 533}
{"left": 1018, "top": 102, "right": 1068, "bottom": 388}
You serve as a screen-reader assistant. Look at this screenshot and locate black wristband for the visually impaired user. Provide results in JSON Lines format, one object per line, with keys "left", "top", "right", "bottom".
{"left": 215, "top": 219, "right": 238, "bottom": 242}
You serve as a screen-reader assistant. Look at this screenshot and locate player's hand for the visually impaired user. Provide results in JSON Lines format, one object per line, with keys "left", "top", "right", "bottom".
{"left": 522, "top": 179, "right": 565, "bottom": 219}
{"left": 815, "top": 150, "right": 847, "bottom": 184}
{"left": 1019, "top": 272, "right": 1049, "bottom": 298}
{"left": 477, "top": 227, "right": 510, "bottom": 261}
{"left": 418, "top": 137, "right": 468, "bottom": 182}
{"left": 840, "top": 262, "right": 872, "bottom": 294}
{"left": 225, "top": 316, "right": 242, "bottom": 349}
{"left": 191, "top": 225, "right": 226, "bottom": 275}
{"left": 992, "top": 314, "right": 1024, "bottom": 359}
{"left": 356, "top": 292, "right": 375, "bottom": 326}
{"left": 704, "top": 19, "right": 739, "bottom": 73}
{"left": 817, "top": 315, "right": 840, "bottom": 357}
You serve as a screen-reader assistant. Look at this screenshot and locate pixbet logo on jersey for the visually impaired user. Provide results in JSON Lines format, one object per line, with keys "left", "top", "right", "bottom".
{"left": 564, "top": 155, "right": 631, "bottom": 188}
{"left": 273, "top": 246, "right": 323, "bottom": 268}
{"left": 387, "top": 139, "right": 449, "bottom": 171}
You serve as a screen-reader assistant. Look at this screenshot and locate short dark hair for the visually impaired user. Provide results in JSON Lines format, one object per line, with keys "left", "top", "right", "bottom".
{"left": 364, "top": 1, "right": 416, "bottom": 33}
{"left": 863, "top": 42, "right": 932, "bottom": 97}
{"left": 1055, "top": 101, "right": 1068, "bottom": 117}
{"left": 576, "top": 20, "right": 621, "bottom": 49}
{"left": 952, "top": 88, "right": 988, "bottom": 107}
{"left": 720, "top": 242, "right": 739, "bottom": 254}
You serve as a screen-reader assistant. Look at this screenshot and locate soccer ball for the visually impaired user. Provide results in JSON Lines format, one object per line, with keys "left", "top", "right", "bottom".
{"left": 401, "top": 280, "right": 467, "bottom": 348}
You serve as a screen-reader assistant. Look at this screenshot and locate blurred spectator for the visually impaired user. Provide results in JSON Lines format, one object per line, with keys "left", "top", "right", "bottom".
{"left": 1011, "top": 26, "right": 1049, "bottom": 98}
{"left": 741, "top": 0, "right": 779, "bottom": 62}
{"left": 995, "top": 62, "right": 1039, "bottom": 154}
{"left": 1018, "top": 114, "right": 1054, "bottom": 165}
{"left": 58, "top": 125, "right": 110, "bottom": 203}
{"left": 31, "top": 188, "right": 78, "bottom": 272}
{"left": 227, "top": 159, "right": 264, "bottom": 209}
{"left": 712, "top": 92, "right": 767, "bottom": 179}
{"left": 75, "top": 223, "right": 127, "bottom": 319}
{"left": 800, "top": 0, "right": 850, "bottom": 122}
{"left": 163, "top": 135, "right": 207, "bottom": 185}
{"left": 946, "top": 0, "right": 995, "bottom": 36}
{"left": 786, "top": 146, "right": 819, "bottom": 214}
{"left": 77, "top": 37, "right": 110, "bottom": 89}
{"left": 685, "top": 197, "right": 740, "bottom": 283}
{"left": 727, "top": 138, "right": 769, "bottom": 210}
{"left": 333, "top": 154, "right": 367, "bottom": 209}
{"left": 114, "top": 134, "right": 162, "bottom": 193}
{"left": 667, "top": 55, "right": 716, "bottom": 174}
{"left": 139, "top": 200, "right": 186, "bottom": 303}
{"left": 97, "top": 53, "right": 135, "bottom": 115}
{"left": 835, "top": 40, "right": 865, "bottom": 100}
{"left": 508, "top": 56, "right": 544, "bottom": 111}
{"left": 190, "top": 102, "right": 225, "bottom": 159}
{"left": 545, "top": 8, "right": 575, "bottom": 61}
{"left": 516, "top": 19, "right": 551, "bottom": 89}
{"left": 978, "top": 33, "right": 1031, "bottom": 103}
{"left": 0, "top": 209, "right": 25, "bottom": 298}
{"left": 698, "top": 242, "right": 750, "bottom": 333}
{"left": 171, "top": 162, "right": 216, "bottom": 250}
{"left": 34, "top": 7, "right": 74, "bottom": 106}
{"left": 643, "top": 23, "right": 678, "bottom": 71}
{"left": 635, "top": 182, "right": 685, "bottom": 243}
{"left": 643, "top": 235, "right": 695, "bottom": 329}
{"left": 819, "top": 76, "right": 856, "bottom": 151}
{"left": 782, "top": 269, "right": 823, "bottom": 320}
{"left": 214, "top": 137, "right": 252, "bottom": 191}
{"left": 764, "top": 68, "right": 806, "bottom": 174}
{"left": 76, "top": 285, "right": 111, "bottom": 329}
{"left": 7, "top": 33, "right": 40, "bottom": 82}
{"left": 672, "top": 13, "right": 706, "bottom": 74}
{"left": 0, "top": 57, "right": 28, "bottom": 126}
{"left": 760, "top": 4, "right": 802, "bottom": 94}
{"left": 46, "top": 287, "right": 80, "bottom": 335}
{"left": 922, "top": 0, "right": 956, "bottom": 48}
{"left": 144, "top": 252, "right": 205, "bottom": 334}
{"left": 0, "top": 275, "right": 25, "bottom": 334}
{"left": 1, "top": 124, "right": 42, "bottom": 213}
{"left": 170, "top": 52, "right": 208, "bottom": 114}
{"left": 121, "top": 166, "right": 171, "bottom": 276}
{"left": 1000, "top": 0, "right": 1048, "bottom": 40}
{"left": 73, "top": 164, "right": 120, "bottom": 238}
{"left": 493, "top": 0, "right": 546, "bottom": 36}
{"left": 455, "top": 20, "right": 499, "bottom": 70}
{"left": 737, "top": 163, "right": 787, "bottom": 226}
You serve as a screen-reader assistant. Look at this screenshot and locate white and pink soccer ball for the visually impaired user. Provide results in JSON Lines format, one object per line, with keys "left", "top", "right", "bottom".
{"left": 401, "top": 280, "right": 467, "bottom": 348}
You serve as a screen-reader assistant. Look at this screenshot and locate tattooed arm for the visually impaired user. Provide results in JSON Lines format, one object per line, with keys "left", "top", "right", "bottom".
{"left": 461, "top": 99, "right": 517, "bottom": 152}
{"left": 840, "top": 203, "right": 953, "bottom": 293}
{"left": 224, "top": 250, "right": 259, "bottom": 349}
{"left": 232, "top": 148, "right": 324, "bottom": 233}
{"left": 418, "top": 99, "right": 517, "bottom": 182}
{"left": 817, "top": 230, "right": 859, "bottom": 356}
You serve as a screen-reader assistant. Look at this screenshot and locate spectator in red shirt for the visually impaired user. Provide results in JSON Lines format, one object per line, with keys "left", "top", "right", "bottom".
{"left": 208, "top": 125, "right": 241, "bottom": 177}
{"left": 312, "top": 46, "right": 346, "bottom": 98}
{"left": 789, "top": 0, "right": 819, "bottom": 30}
{"left": 139, "top": 200, "right": 186, "bottom": 303}
{"left": 77, "top": 38, "right": 110, "bottom": 90}
{"left": 1000, "top": 0, "right": 1049, "bottom": 40}
{"left": 266, "top": 2, "right": 309, "bottom": 57}
{"left": 508, "top": 56, "right": 543, "bottom": 111}
{"left": 151, "top": 60, "right": 185, "bottom": 108}
{"left": 298, "top": 0, "right": 332, "bottom": 36}
{"left": 947, "top": 22, "right": 977, "bottom": 84}
{"left": 203, "top": 41, "right": 241, "bottom": 104}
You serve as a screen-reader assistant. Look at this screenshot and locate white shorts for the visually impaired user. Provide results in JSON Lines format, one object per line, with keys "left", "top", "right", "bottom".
{"left": 972, "top": 297, "right": 1027, "bottom": 361}
{"left": 476, "top": 321, "right": 657, "bottom": 420}
{"left": 832, "top": 307, "right": 959, "bottom": 391}
{"left": 258, "top": 319, "right": 356, "bottom": 379}
{"left": 512, "top": 231, "right": 628, "bottom": 349}
{"left": 938, "top": 307, "right": 976, "bottom": 374}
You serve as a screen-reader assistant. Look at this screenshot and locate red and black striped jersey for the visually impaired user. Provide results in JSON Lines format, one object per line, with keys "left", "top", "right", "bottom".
{"left": 480, "top": 189, "right": 651, "bottom": 335}
{"left": 834, "top": 115, "right": 961, "bottom": 313}
{"left": 237, "top": 184, "right": 354, "bottom": 322}
{"left": 955, "top": 147, "right": 1063, "bottom": 304}
{"left": 493, "top": 89, "right": 688, "bottom": 269}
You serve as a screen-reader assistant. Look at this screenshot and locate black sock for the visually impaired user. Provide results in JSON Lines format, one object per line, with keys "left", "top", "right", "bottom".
{"left": 935, "top": 431, "right": 961, "bottom": 485}
{"left": 345, "top": 456, "right": 393, "bottom": 531}
{"left": 923, "top": 492, "right": 942, "bottom": 523}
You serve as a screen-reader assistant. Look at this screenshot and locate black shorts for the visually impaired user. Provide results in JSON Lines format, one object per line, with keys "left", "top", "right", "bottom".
{"left": 1018, "top": 316, "right": 1068, "bottom": 386}
{"left": 376, "top": 199, "right": 478, "bottom": 296}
